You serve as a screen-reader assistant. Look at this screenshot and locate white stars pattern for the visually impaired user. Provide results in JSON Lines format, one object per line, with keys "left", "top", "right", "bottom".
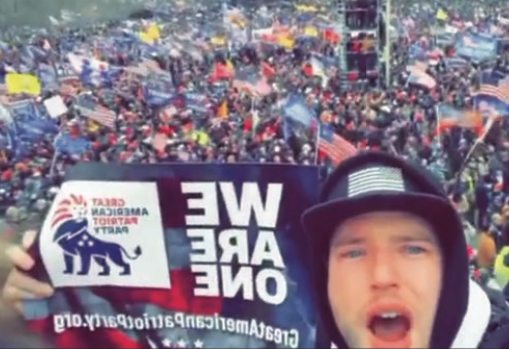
{"left": 161, "top": 338, "right": 172, "bottom": 347}
{"left": 77, "top": 234, "right": 94, "bottom": 247}
{"left": 147, "top": 337, "right": 204, "bottom": 348}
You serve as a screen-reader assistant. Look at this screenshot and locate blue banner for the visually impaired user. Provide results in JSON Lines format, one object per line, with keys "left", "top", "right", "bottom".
{"left": 185, "top": 92, "right": 211, "bottom": 113}
{"left": 54, "top": 133, "right": 91, "bottom": 156}
{"left": 455, "top": 33, "right": 498, "bottom": 63}
{"left": 38, "top": 63, "right": 59, "bottom": 90}
{"left": 283, "top": 94, "right": 316, "bottom": 128}
{"left": 144, "top": 78, "right": 175, "bottom": 107}
{"left": 25, "top": 163, "right": 320, "bottom": 348}
{"left": 8, "top": 100, "right": 59, "bottom": 142}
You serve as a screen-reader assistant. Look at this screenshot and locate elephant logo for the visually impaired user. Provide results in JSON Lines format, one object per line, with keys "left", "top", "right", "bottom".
{"left": 50, "top": 195, "right": 142, "bottom": 276}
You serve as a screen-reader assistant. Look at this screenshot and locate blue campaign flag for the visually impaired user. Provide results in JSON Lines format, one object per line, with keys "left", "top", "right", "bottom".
{"left": 144, "top": 78, "right": 175, "bottom": 107}
{"left": 8, "top": 100, "right": 59, "bottom": 142}
{"left": 25, "top": 163, "right": 321, "bottom": 348}
{"left": 0, "top": 126, "right": 16, "bottom": 150}
{"left": 28, "top": 45, "right": 49, "bottom": 61}
{"left": 0, "top": 41, "right": 10, "bottom": 54}
{"left": 38, "top": 63, "right": 59, "bottom": 90}
{"left": 282, "top": 94, "right": 315, "bottom": 127}
{"left": 185, "top": 92, "right": 212, "bottom": 113}
{"left": 54, "top": 133, "right": 91, "bottom": 156}
{"left": 19, "top": 46, "right": 36, "bottom": 68}
{"left": 408, "top": 43, "right": 426, "bottom": 59}
{"left": 144, "top": 87, "right": 174, "bottom": 107}
{"left": 444, "top": 57, "right": 468, "bottom": 69}
{"left": 456, "top": 33, "right": 498, "bottom": 63}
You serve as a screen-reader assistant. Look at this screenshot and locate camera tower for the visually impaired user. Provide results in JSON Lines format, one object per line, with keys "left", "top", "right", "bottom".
{"left": 336, "top": 0, "right": 389, "bottom": 89}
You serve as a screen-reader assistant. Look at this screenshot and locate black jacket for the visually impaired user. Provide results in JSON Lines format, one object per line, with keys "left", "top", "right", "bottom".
{"left": 479, "top": 285, "right": 509, "bottom": 348}
{"left": 318, "top": 280, "right": 509, "bottom": 349}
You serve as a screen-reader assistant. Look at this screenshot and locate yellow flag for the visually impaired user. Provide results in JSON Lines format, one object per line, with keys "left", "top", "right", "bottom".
{"left": 211, "top": 36, "right": 227, "bottom": 46}
{"left": 295, "top": 4, "right": 317, "bottom": 12}
{"left": 146, "top": 24, "right": 160, "bottom": 41}
{"left": 436, "top": 9, "right": 448, "bottom": 21}
{"left": 5, "top": 74, "right": 41, "bottom": 96}
{"left": 139, "top": 31, "right": 154, "bottom": 44}
{"left": 278, "top": 35, "right": 294, "bottom": 49}
{"left": 304, "top": 26, "right": 319, "bottom": 37}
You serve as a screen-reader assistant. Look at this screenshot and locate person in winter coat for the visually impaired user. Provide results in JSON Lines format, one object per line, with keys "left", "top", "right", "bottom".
{"left": 301, "top": 151, "right": 509, "bottom": 349}
{"left": 475, "top": 176, "right": 490, "bottom": 229}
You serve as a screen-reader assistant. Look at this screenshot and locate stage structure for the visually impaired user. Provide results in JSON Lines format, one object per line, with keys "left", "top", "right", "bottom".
{"left": 336, "top": 0, "right": 390, "bottom": 89}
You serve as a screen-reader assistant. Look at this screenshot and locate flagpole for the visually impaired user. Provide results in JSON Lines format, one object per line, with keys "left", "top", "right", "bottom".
{"left": 435, "top": 105, "right": 441, "bottom": 144}
{"left": 49, "top": 149, "right": 58, "bottom": 177}
{"left": 251, "top": 96, "right": 256, "bottom": 137}
{"left": 314, "top": 122, "right": 321, "bottom": 165}
{"left": 49, "top": 132, "right": 61, "bottom": 177}
{"left": 455, "top": 116, "right": 496, "bottom": 180}
{"left": 384, "top": 0, "right": 391, "bottom": 88}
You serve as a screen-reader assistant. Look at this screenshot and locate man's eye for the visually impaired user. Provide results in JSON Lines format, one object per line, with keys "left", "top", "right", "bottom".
{"left": 341, "top": 249, "right": 365, "bottom": 259}
{"left": 405, "top": 245, "right": 427, "bottom": 255}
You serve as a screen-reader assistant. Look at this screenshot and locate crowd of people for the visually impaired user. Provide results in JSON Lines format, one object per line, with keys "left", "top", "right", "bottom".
{"left": 0, "top": 0, "right": 508, "bottom": 302}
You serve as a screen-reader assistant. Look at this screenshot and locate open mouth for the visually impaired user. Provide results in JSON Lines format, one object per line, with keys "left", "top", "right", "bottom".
{"left": 367, "top": 306, "right": 412, "bottom": 348}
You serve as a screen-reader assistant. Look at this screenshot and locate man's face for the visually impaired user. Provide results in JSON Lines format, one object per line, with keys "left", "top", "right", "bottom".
{"left": 328, "top": 211, "right": 442, "bottom": 349}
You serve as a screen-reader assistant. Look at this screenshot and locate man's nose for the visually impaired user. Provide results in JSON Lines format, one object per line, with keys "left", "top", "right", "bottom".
{"left": 369, "top": 249, "right": 398, "bottom": 289}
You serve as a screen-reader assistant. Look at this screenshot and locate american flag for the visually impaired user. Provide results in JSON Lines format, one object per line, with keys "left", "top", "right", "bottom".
{"left": 476, "top": 77, "right": 509, "bottom": 104}
{"left": 407, "top": 60, "right": 428, "bottom": 73}
{"left": 407, "top": 71, "right": 436, "bottom": 89}
{"left": 347, "top": 167, "right": 405, "bottom": 197}
{"left": 77, "top": 104, "right": 116, "bottom": 128}
{"left": 318, "top": 124, "right": 357, "bottom": 166}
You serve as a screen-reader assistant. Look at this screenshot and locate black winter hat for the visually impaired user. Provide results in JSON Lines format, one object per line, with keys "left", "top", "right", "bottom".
{"left": 301, "top": 151, "right": 469, "bottom": 348}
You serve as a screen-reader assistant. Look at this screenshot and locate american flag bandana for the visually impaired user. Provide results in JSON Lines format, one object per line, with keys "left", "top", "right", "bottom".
{"left": 25, "top": 163, "right": 320, "bottom": 349}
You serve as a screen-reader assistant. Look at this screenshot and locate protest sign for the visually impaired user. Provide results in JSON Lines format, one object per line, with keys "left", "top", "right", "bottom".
{"left": 44, "top": 95, "right": 68, "bottom": 118}
{"left": 24, "top": 163, "right": 321, "bottom": 348}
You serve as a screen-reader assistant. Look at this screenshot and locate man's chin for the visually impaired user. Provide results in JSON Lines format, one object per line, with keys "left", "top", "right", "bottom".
{"left": 355, "top": 330, "right": 416, "bottom": 349}
{"left": 368, "top": 332, "right": 412, "bottom": 349}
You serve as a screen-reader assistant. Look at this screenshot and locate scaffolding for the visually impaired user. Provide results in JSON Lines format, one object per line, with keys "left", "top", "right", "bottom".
{"left": 336, "top": 0, "right": 388, "bottom": 89}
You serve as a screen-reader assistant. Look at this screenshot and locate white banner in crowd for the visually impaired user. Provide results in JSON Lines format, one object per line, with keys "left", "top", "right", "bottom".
{"left": 44, "top": 95, "right": 68, "bottom": 118}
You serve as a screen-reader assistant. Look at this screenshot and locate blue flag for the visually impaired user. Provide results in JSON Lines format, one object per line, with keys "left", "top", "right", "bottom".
{"left": 283, "top": 95, "right": 315, "bottom": 127}
{"left": 54, "top": 133, "right": 91, "bottom": 156}
{"left": 456, "top": 33, "right": 498, "bottom": 63}
{"left": 8, "top": 100, "right": 59, "bottom": 142}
